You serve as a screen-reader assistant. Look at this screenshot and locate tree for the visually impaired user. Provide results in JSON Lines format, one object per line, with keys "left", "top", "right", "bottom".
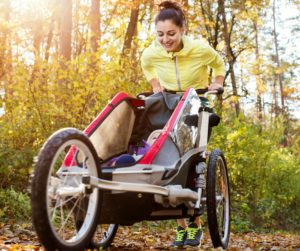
{"left": 253, "top": 20, "right": 264, "bottom": 122}
{"left": 29, "top": 21, "right": 44, "bottom": 84}
{"left": 197, "top": 0, "right": 222, "bottom": 49}
{"left": 182, "top": 0, "right": 189, "bottom": 33}
{"left": 90, "top": 0, "right": 100, "bottom": 53}
{"left": 271, "top": 0, "right": 289, "bottom": 146}
{"left": 0, "top": 1, "right": 7, "bottom": 80}
{"left": 59, "top": 0, "right": 73, "bottom": 61}
{"left": 121, "top": 1, "right": 140, "bottom": 59}
{"left": 0, "top": 0, "right": 12, "bottom": 108}
{"left": 45, "top": 4, "right": 59, "bottom": 62}
{"left": 218, "top": 0, "right": 240, "bottom": 116}
{"left": 272, "top": 0, "right": 285, "bottom": 113}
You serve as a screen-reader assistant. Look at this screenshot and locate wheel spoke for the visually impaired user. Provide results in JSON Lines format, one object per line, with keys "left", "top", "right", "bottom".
{"left": 58, "top": 197, "right": 80, "bottom": 235}
{"left": 52, "top": 194, "right": 77, "bottom": 209}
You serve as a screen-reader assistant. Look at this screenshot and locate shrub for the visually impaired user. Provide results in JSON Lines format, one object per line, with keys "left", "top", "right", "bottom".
{"left": 0, "top": 188, "right": 31, "bottom": 222}
{"left": 209, "top": 113, "right": 300, "bottom": 231}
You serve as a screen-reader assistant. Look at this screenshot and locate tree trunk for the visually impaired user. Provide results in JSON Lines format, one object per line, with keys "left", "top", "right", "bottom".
{"left": 199, "top": 1, "right": 213, "bottom": 44}
{"left": 1, "top": 0, "right": 12, "bottom": 106}
{"left": 182, "top": 0, "right": 189, "bottom": 33}
{"left": 0, "top": 0, "right": 10, "bottom": 81}
{"left": 147, "top": 0, "right": 155, "bottom": 31}
{"left": 73, "top": 0, "right": 83, "bottom": 57}
{"left": 218, "top": 0, "right": 240, "bottom": 116}
{"left": 29, "top": 26, "right": 47, "bottom": 131}
{"left": 272, "top": 0, "right": 288, "bottom": 146}
{"left": 198, "top": 0, "right": 221, "bottom": 48}
{"left": 272, "top": 0, "right": 285, "bottom": 110}
{"left": 45, "top": 6, "right": 59, "bottom": 62}
{"left": 90, "top": 0, "right": 100, "bottom": 53}
{"left": 272, "top": 79, "right": 279, "bottom": 116}
{"left": 59, "top": 0, "right": 73, "bottom": 61}
{"left": 121, "top": 3, "right": 140, "bottom": 58}
{"left": 29, "top": 23, "right": 43, "bottom": 84}
{"left": 101, "top": 3, "right": 118, "bottom": 35}
{"left": 212, "top": 3, "right": 222, "bottom": 49}
{"left": 45, "top": 26, "right": 54, "bottom": 62}
{"left": 253, "top": 21, "right": 263, "bottom": 121}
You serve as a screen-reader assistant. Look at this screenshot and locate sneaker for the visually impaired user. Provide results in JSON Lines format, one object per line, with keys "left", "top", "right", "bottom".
{"left": 172, "top": 226, "right": 187, "bottom": 247}
{"left": 184, "top": 222, "right": 203, "bottom": 247}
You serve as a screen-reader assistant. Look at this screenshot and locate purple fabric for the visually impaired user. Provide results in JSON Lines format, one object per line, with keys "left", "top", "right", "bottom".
{"left": 128, "top": 140, "right": 150, "bottom": 155}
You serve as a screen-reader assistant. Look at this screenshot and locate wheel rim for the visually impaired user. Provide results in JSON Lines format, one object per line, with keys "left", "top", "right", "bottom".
{"left": 46, "top": 139, "right": 99, "bottom": 245}
{"left": 215, "top": 156, "right": 230, "bottom": 244}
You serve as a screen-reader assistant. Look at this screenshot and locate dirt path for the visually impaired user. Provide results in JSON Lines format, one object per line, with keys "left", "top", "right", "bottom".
{"left": 0, "top": 223, "right": 299, "bottom": 250}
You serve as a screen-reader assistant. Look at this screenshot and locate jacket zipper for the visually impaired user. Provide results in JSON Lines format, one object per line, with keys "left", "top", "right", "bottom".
{"left": 172, "top": 55, "right": 182, "bottom": 91}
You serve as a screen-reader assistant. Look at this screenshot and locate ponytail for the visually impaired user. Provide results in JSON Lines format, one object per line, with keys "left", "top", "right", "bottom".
{"left": 155, "top": 1, "right": 186, "bottom": 28}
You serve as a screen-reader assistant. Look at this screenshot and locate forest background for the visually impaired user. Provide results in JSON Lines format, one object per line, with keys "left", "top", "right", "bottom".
{"left": 0, "top": 0, "right": 299, "bottom": 234}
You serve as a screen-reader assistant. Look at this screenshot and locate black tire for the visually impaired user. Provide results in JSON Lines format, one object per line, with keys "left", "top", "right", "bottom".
{"left": 31, "top": 128, "right": 102, "bottom": 251}
{"left": 91, "top": 224, "right": 119, "bottom": 249}
{"left": 206, "top": 149, "right": 230, "bottom": 248}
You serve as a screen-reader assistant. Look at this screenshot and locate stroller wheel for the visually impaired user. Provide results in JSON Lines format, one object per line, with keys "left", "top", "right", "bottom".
{"left": 31, "top": 128, "right": 102, "bottom": 251}
{"left": 91, "top": 224, "right": 119, "bottom": 249}
{"left": 206, "top": 149, "right": 230, "bottom": 249}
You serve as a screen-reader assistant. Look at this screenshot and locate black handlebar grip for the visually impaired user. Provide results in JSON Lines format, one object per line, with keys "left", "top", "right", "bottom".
{"left": 196, "top": 88, "right": 209, "bottom": 95}
{"left": 196, "top": 87, "right": 224, "bottom": 95}
{"left": 216, "top": 87, "right": 224, "bottom": 94}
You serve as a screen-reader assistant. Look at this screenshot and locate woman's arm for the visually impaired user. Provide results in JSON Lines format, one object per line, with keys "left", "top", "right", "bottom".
{"left": 198, "top": 42, "right": 225, "bottom": 91}
{"left": 150, "top": 78, "right": 165, "bottom": 93}
{"left": 141, "top": 47, "right": 165, "bottom": 93}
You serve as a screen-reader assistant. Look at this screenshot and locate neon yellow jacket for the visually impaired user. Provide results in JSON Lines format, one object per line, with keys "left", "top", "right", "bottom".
{"left": 141, "top": 36, "right": 225, "bottom": 91}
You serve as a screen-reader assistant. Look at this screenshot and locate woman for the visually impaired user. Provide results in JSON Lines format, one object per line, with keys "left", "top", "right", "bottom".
{"left": 141, "top": 1, "right": 225, "bottom": 248}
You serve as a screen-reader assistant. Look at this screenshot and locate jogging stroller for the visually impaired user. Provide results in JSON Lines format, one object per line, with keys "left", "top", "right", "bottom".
{"left": 31, "top": 87, "right": 230, "bottom": 250}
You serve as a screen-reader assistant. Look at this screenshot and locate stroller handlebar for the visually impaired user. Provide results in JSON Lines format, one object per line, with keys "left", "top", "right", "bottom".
{"left": 136, "top": 87, "right": 224, "bottom": 99}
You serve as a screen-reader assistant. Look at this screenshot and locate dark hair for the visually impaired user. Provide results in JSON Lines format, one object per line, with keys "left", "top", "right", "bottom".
{"left": 155, "top": 1, "right": 186, "bottom": 28}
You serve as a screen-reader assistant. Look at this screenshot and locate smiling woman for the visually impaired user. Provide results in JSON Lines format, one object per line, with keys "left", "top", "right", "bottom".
{"left": 140, "top": 1, "right": 226, "bottom": 248}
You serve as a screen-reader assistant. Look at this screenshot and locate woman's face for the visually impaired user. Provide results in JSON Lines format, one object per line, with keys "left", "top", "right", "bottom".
{"left": 156, "top": 20, "right": 184, "bottom": 52}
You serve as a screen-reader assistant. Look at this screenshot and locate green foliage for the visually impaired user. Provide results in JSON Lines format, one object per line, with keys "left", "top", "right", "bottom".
{"left": 0, "top": 188, "right": 31, "bottom": 222}
{"left": 209, "top": 112, "right": 300, "bottom": 231}
{"left": 0, "top": 53, "right": 148, "bottom": 191}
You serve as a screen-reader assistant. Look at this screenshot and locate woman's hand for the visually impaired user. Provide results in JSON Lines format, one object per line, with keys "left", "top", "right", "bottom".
{"left": 153, "top": 86, "right": 165, "bottom": 93}
{"left": 208, "top": 75, "right": 224, "bottom": 91}
{"left": 208, "top": 83, "right": 223, "bottom": 91}
{"left": 150, "top": 78, "right": 165, "bottom": 93}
